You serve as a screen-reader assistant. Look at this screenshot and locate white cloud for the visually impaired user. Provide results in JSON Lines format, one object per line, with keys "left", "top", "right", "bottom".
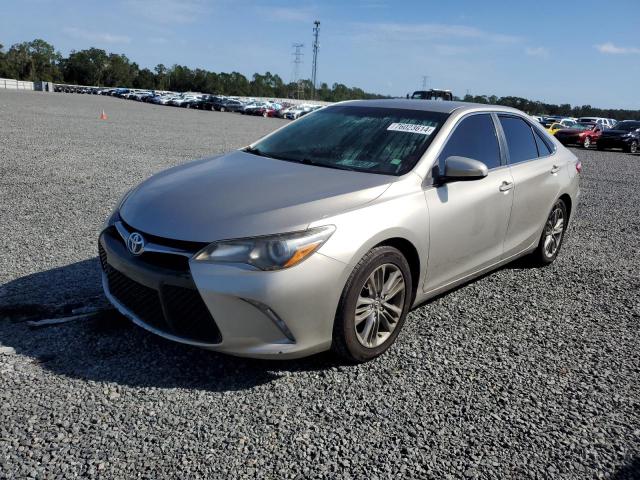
{"left": 595, "top": 42, "right": 640, "bottom": 55}
{"left": 353, "top": 22, "right": 521, "bottom": 45}
{"left": 63, "top": 27, "right": 131, "bottom": 44}
{"left": 525, "top": 47, "right": 549, "bottom": 58}
{"left": 125, "top": 0, "right": 211, "bottom": 24}
{"left": 260, "top": 7, "right": 315, "bottom": 22}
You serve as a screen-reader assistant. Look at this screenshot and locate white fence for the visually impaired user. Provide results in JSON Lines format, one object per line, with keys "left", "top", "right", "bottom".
{"left": 0, "top": 78, "right": 35, "bottom": 91}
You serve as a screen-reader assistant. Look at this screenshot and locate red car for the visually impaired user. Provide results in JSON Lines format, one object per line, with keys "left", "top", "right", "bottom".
{"left": 554, "top": 123, "right": 602, "bottom": 149}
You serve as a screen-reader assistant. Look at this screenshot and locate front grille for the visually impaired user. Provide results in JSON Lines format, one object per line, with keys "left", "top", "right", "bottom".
{"left": 162, "top": 286, "right": 222, "bottom": 343}
{"left": 104, "top": 226, "right": 193, "bottom": 272}
{"left": 99, "top": 242, "right": 108, "bottom": 271}
{"left": 106, "top": 267, "right": 167, "bottom": 332}
{"left": 100, "top": 238, "right": 222, "bottom": 344}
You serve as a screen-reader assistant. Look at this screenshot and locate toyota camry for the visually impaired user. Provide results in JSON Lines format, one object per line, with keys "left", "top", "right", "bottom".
{"left": 99, "top": 100, "right": 580, "bottom": 362}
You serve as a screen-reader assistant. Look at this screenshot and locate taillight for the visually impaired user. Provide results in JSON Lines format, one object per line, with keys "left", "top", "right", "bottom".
{"left": 576, "top": 160, "right": 582, "bottom": 173}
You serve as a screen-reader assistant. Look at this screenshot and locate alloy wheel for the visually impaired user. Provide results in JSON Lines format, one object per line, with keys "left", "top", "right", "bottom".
{"left": 631, "top": 141, "right": 638, "bottom": 154}
{"left": 583, "top": 137, "right": 591, "bottom": 149}
{"left": 354, "top": 263, "right": 406, "bottom": 348}
{"left": 543, "top": 205, "right": 565, "bottom": 258}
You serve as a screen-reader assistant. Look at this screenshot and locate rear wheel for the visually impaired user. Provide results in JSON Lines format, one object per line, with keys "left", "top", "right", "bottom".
{"left": 332, "top": 246, "right": 412, "bottom": 363}
{"left": 529, "top": 199, "right": 567, "bottom": 266}
{"left": 625, "top": 140, "right": 638, "bottom": 154}
{"left": 583, "top": 136, "right": 591, "bottom": 149}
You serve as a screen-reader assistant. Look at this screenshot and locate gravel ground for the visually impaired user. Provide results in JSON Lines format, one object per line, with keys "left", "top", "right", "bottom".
{"left": 0, "top": 90, "right": 639, "bottom": 479}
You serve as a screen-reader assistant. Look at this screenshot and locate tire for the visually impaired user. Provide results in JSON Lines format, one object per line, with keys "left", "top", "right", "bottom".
{"left": 529, "top": 199, "right": 568, "bottom": 266}
{"left": 583, "top": 136, "right": 591, "bottom": 149}
{"left": 220, "top": 106, "right": 225, "bottom": 112}
{"left": 625, "top": 140, "right": 638, "bottom": 154}
{"left": 332, "top": 246, "right": 412, "bottom": 363}
{"left": 263, "top": 112, "right": 268, "bottom": 118}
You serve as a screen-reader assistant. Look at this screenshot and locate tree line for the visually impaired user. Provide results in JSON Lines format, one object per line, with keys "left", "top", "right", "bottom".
{"left": 0, "top": 38, "right": 385, "bottom": 102}
{"left": 1, "top": 38, "right": 638, "bottom": 118}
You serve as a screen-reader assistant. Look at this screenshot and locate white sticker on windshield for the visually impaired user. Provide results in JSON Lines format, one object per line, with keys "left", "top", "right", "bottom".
{"left": 387, "top": 123, "right": 435, "bottom": 136}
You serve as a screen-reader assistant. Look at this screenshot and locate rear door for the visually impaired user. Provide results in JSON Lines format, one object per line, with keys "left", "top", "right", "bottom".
{"left": 498, "top": 115, "right": 565, "bottom": 256}
{"left": 424, "top": 113, "right": 514, "bottom": 291}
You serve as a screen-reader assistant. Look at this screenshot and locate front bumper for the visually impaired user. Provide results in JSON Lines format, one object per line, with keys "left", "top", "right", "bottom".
{"left": 597, "top": 137, "right": 631, "bottom": 149}
{"left": 99, "top": 227, "right": 348, "bottom": 359}
{"left": 556, "top": 134, "right": 582, "bottom": 145}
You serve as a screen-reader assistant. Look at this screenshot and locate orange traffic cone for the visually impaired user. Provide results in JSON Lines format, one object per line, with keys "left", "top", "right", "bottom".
{"left": 99, "top": 110, "right": 108, "bottom": 120}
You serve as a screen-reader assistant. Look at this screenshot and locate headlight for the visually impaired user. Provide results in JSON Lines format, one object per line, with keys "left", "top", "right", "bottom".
{"left": 193, "top": 226, "right": 336, "bottom": 270}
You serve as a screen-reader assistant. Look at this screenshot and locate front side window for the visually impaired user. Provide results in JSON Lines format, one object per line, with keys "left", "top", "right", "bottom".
{"left": 249, "top": 106, "right": 448, "bottom": 176}
{"left": 438, "top": 114, "right": 501, "bottom": 172}
{"left": 499, "top": 116, "right": 539, "bottom": 164}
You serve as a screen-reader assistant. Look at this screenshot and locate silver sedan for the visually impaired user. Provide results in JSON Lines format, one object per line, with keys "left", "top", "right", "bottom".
{"left": 99, "top": 99, "right": 580, "bottom": 362}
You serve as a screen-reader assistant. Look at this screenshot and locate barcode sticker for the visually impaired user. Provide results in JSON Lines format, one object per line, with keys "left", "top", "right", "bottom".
{"left": 387, "top": 123, "right": 436, "bottom": 135}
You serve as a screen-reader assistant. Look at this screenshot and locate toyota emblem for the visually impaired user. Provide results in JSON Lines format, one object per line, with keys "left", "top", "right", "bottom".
{"left": 127, "top": 232, "right": 145, "bottom": 256}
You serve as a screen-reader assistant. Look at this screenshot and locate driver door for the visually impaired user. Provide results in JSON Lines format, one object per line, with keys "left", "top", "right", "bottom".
{"left": 423, "top": 113, "right": 514, "bottom": 292}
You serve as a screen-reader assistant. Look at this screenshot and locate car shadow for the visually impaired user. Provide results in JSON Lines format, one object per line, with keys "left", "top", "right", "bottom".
{"left": 0, "top": 258, "right": 343, "bottom": 393}
{"left": 611, "top": 456, "right": 640, "bottom": 480}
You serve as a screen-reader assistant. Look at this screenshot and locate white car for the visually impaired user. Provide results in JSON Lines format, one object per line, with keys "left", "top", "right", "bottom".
{"left": 578, "top": 117, "right": 615, "bottom": 129}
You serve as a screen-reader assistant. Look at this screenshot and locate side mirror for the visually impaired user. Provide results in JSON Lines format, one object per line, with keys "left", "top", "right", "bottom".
{"left": 442, "top": 156, "right": 489, "bottom": 181}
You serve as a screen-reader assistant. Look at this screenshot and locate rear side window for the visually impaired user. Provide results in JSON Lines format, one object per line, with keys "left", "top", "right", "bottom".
{"left": 438, "top": 114, "right": 501, "bottom": 171}
{"left": 533, "top": 129, "right": 552, "bottom": 156}
{"left": 499, "top": 116, "right": 539, "bottom": 164}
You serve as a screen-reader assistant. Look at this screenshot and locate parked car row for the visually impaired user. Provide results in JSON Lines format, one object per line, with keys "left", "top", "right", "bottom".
{"left": 539, "top": 115, "right": 640, "bottom": 153}
{"left": 533, "top": 115, "right": 618, "bottom": 130}
{"left": 55, "top": 85, "right": 325, "bottom": 120}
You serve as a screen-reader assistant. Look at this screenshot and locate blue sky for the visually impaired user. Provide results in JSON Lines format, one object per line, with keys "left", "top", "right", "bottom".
{"left": 2, "top": 0, "right": 639, "bottom": 108}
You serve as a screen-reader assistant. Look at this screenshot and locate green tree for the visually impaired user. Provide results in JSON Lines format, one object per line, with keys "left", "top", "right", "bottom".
{"left": 61, "top": 48, "right": 108, "bottom": 85}
{"left": 103, "top": 53, "right": 137, "bottom": 86}
{"left": 3, "top": 39, "right": 62, "bottom": 81}
{"left": 133, "top": 68, "right": 155, "bottom": 89}
{"left": 154, "top": 64, "right": 167, "bottom": 90}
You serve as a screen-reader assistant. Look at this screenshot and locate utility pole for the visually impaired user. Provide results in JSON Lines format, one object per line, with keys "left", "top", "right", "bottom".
{"left": 311, "top": 20, "right": 320, "bottom": 99}
{"left": 292, "top": 43, "right": 304, "bottom": 100}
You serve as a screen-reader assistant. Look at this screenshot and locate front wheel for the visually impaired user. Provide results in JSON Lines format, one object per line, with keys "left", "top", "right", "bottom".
{"left": 625, "top": 140, "right": 638, "bottom": 154}
{"left": 583, "top": 137, "right": 591, "bottom": 149}
{"left": 332, "top": 246, "right": 412, "bottom": 363}
{"left": 529, "top": 199, "right": 567, "bottom": 266}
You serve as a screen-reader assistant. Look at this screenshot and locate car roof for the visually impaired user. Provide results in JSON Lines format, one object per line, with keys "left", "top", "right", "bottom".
{"left": 334, "top": 99, "right": 522, "bottom": 115}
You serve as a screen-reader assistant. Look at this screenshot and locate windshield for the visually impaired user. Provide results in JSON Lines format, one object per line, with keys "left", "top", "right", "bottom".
{"left": 613, "top": 121, "right": 640, "bottom": 131}
{"left": 248, "top": 106, "right": 448, "bottom": 176}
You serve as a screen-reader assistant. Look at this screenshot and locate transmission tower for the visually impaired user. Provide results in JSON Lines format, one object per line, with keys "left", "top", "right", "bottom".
{"left": 292, "top": 43, "right": 304, "bottom": 99}
{"left": 421, "top": 75, "right": 430, "bottom": 90}
{"left": 311, "top": 20, "right": 320, "bottom": 99}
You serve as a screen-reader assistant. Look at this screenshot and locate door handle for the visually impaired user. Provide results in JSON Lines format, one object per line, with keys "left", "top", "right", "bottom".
{"left": 550, "top": 165, "right": 560, "bottom": 174}
{"left": 499, "top": 181, "right": 514, "bottom": 192}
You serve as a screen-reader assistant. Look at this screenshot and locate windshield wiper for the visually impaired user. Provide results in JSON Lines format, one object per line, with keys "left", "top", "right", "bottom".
{"left": 245, "top": 149, "right": 361, "bottom": 172}
{"left": 244, "top": 146, "right": 274, "bottom": 158}
{"left": 300, "top": 158, "right": 359, "bottom": 172}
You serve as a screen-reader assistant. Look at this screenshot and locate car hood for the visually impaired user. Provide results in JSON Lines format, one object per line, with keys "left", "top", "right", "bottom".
{"left": 120, "top": 151, "right": 393, "bottom": 242}
{"left": 557, "top": 129, "right": 590, "bottom": 135}
{"left": 601, "top": 129, "right": 633, "bottom": 137}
